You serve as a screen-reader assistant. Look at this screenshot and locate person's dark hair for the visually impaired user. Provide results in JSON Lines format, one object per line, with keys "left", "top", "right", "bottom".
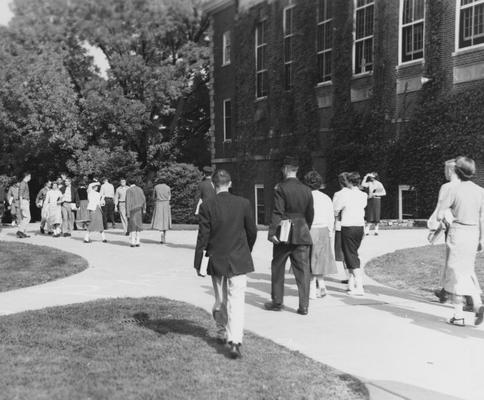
{"left": 338, "top": 172, "right": 349, "bottom": 188}
{"left": 347, "top": 172, "right": 361, "bottom": 186}
{"left": 102, "top": 177, "right": 108, "bottom": 183}
{"left": 304, "top": 170, "right": 323, "bottom": 190}
{"left": 21, "top": 171, "right": 31, "bottom": 179}
{"left": 282, "top": 155, "right": 299, "bottom": 172}
{"left": 213, "top": 169, "right": 231, "bottom": 188}
{"left": 454, "top": 156, "right": 476, "bottom": 181}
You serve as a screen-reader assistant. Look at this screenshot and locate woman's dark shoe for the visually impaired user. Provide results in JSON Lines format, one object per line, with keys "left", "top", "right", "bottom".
{"left": 102, "top": 239, "right": 107, "bottom": 243}
{"left": 83, "top": 240, "right": 91, "bottom": 244}
{"left": 40, "top": 227, "right": 45, "bottom": 234}
{"left": 475, "top": 306, "right": 484, "bottom": 326}
{"left": 448, "top": 317, "right": 465, "bottom": 327}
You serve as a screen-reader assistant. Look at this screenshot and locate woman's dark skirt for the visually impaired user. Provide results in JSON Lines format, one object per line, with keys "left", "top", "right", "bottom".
{"left": 365, "top": 197, "right": 381, "bottom": 223}
{"left": 341, "top": 226, "right": 364, "bottom": 269}
{"left": 334, "top": 230, "right": 344, "bottom": 262}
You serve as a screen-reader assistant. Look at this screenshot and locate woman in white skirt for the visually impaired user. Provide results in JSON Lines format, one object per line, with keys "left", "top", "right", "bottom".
{"left": 151, "top": 181, "right": 172, "bottom": 243}
{"left": 304, "top": 171, "right": 337, "bottom": 298}
{"left": 84, "top": 182, "right": 107, "bottom": 243}
{"left": 44, "top": 182, "right": 63, "bottom": 237}
{"left": 437, "top": 156, "right": 484, "bottom": 326}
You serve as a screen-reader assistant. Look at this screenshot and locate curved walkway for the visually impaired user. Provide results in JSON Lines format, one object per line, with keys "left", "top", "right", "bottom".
{"left": 0, "top": 226, "right": 482, "bottom": 400}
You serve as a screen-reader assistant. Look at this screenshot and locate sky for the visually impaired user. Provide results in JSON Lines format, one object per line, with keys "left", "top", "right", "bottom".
{"left": 0, "top": 0, "right": 109, "bottom": 79}
{"left": 0, "top": 0, "right": 13, "bottom": 26}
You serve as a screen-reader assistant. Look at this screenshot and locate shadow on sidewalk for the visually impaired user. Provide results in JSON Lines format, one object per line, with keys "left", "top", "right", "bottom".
{"left": 131, "top": 312, "right": 233, "bottom": 359}
{"left": 330, "top": 288, "right": 484, "bottom": 339}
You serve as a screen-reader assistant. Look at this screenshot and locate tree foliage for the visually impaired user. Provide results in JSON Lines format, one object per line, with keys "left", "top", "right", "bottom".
{"left": 0, "top": 0, "right": 211, "bottom": 185}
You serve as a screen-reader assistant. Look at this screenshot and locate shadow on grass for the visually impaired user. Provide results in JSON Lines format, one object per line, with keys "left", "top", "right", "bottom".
{"left": 131, "top": 312, "right": 234, "bottom": 359}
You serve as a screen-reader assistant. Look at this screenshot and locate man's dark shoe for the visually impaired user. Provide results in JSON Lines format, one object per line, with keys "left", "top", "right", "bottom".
{"left": 264, "top": 302, "right": 283, "bottom": 311}
{"left": 40, "top": 227, "right": 45, "bottom": 234}
{"left": 228, "top": 342, "right": 242, "bottom": 359}
{"left": 16, "top": 231, "right": 25, "bottom": 238}
{"left": 341, "top": 280, "right": 349, "bottom": 284}
{"left": 434, "top": 288, "right": 449, "bottom": 304}
{"left": 297, "top": 307, "right": 308, "bottom": 315}
{"left": 63, "top": 233, "right": 70, "bottom": 237}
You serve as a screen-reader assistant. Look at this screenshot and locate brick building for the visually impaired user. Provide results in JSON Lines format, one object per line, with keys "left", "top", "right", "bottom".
{"left": 203, "top": 0, "right": 484, "bottom": 224}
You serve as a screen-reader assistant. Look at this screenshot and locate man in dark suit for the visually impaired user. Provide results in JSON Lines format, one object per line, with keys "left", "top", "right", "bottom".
{"left": 194, "top": 169, "right": 257, "bottom": 359}
{"left": 265, "top": 156, "right": 314, "bottom": 315}
{"left": 195, "top": 166, "right": 216, "bottom": 216}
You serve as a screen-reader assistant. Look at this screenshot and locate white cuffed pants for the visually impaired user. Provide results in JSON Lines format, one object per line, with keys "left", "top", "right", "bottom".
{"left": 211, "top": 274, "right": 247, "bottom": 344}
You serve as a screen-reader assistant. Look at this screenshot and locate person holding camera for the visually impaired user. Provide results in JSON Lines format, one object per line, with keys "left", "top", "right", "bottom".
{"left": 361, "top": 172, "right": 386, "bottom": 236}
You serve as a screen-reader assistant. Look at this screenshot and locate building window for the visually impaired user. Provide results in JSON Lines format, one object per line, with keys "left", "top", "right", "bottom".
{"left": 317, "top": 0, "right": 333, "bottom": 83}
{"left": 354, "top": 0, "right": 374, "bottom": 75}
{"left": 255, "top": 20, "right": 268, "bottom": 98}
{"left": 400, "top": 0, "right": 425, "bottom": 63}
{"left": 283, "top": 6, "right": 295, "bottom": 90}
{"left": 255, "top": 184, "right": 265, "bottom": 225}
{"left": 458, "top": 0, "right": 484, "bottom": 49}
{"left": 222, "top": 31, "right": 231, "bottom": 65}
{"left": 223, "top": 99, "right": 232, "bottom": 141}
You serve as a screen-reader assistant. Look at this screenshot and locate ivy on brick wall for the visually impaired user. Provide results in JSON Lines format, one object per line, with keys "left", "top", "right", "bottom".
{"left": 327, "top": 0, "right": 392, "bottom": 196}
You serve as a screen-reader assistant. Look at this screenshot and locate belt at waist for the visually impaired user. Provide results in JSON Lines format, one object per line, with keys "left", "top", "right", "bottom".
{"left": 104, "top": 197, "right": 114, "bottom": 199}
{"left": 285, "top": 213, "right": 305, "bottom": 218}
{"left": 118, "top": 201, "right": 126, "bottom": 203}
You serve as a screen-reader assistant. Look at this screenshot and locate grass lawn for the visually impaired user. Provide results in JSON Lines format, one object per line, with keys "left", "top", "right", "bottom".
{"left": 365, "top": 244, "right": 484, "bottom": 302}
{"left": 0, "top": 241, "right": 88, "bottom": 292}
{"left": 0, "top": 298, "right": 368, "bottom": 400}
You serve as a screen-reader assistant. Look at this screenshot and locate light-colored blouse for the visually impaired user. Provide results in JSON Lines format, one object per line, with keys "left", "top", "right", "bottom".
{"left": 311, "top": 190, "right": 334, "bottom": 231}
{"left": 333, "top": 187, "right": 368, "bottom": 227}
{"left": 153, "top": 183, "right": 171, "bottom": 202}
{"left": 438, "top": 181, "right": 484, "bottom": 226}
{"left": 45, "top": 189, "right": 63, "bottom": 206}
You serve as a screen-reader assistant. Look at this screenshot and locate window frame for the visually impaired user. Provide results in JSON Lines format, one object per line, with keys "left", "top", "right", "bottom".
{"left": 398, "top": 0, "right": 425, "bottom": 65}
{"left": 456, "top": 0, "right": 484, "bottom": 51}
{"left": 255, "top": 19, "right": 269, "bottom": 99}
{"left": 223, "top": 98, "right": 232, "bottom": 142}
{"left": 222, "top": 31, "right": 231, "bottom": 66}
{"left": 353, "top": 0, "right": 375, "bottom": 76}
{"left": 317, "top": 0, "right": 333, "bottom": 84}
{"left": 283, "top": 5, "right": 296, "bottom": 91}
{"left": 254, "top": 184, "right": 265, "bottom": 225}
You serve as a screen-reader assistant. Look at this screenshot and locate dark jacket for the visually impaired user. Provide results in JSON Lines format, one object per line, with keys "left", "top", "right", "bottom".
{"left": 268, "top": 177, "right": 314, "bottom": 245}
{"left": 194, "top": 191, "right": 257, "bottom": 277}
{"left": 199, "top": 178, "right": 216, "bottom": 202}
{"left": 60, "top": 185, "right": 80, "bottom": 206}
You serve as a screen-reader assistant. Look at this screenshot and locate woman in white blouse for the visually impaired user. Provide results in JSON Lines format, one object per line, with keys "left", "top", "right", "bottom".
{"left": 333, "top": 172, "right": 368, "bottom": 295}
{"left": 84, "top": 182, "right": 107, "bottom": 243}
{"left": 437, "top": 156, "right": 484, "bottom": 326}
{"left": 304, "top": 171, "right": 337, "bottom": 299}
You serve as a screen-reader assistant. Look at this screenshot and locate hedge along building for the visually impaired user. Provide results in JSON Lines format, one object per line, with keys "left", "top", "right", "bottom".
{"left": 203, "top": 0, "right": 484, "bottom": 224}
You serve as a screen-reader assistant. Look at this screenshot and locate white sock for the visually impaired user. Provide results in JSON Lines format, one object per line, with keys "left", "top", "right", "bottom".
{"left": 375, "top": 224, "right": 379, "bottom": 234}
{"left": 101, "top": 231, "right": 106, "bottom": 241}
{"left": 454, "top": 303, "right": 464, "bottom": 319}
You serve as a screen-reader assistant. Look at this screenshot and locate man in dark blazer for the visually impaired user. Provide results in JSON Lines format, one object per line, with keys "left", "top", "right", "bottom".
{"left": 194, "top": 169, "right": 257, "bottom": 359}
{"left": 199, "top": 166, "right": 216, "bottom": 202}
{"left": 265, "top": 156, "right": 314, "bottom": 315}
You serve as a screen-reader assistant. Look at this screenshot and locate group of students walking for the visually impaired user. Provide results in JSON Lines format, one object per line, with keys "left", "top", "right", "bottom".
{"left": 194, "top": 156, "right": 383, "bottom": 358}
{"left": 2, "top": 173, "right": 173, "bottom": 247}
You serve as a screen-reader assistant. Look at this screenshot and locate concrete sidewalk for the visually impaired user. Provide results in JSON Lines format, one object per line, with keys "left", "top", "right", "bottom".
{"left": 0, "top": 226, "right": 482, "bottom": 400}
